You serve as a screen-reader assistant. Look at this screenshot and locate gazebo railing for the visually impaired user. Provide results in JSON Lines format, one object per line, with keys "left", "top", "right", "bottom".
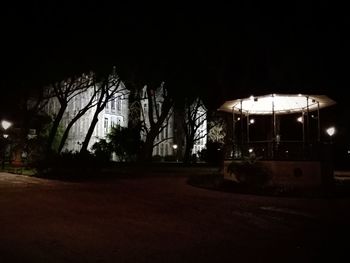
{"left": 229, "top": 140, "right": 326, "bottom": 161}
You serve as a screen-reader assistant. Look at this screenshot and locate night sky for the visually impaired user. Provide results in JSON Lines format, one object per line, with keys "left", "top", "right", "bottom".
{"left": 0, "top": 2, "right": 348, "bottom": 127}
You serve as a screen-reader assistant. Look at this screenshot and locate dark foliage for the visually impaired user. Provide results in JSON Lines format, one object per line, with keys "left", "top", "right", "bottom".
{"left": 34, "top": 151, "right": 104, "bottom": 180}
{"left": 199, "top": 141, "right": 224, "bottom": 166}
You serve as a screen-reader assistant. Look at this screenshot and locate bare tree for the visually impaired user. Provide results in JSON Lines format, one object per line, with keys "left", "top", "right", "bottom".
{"left": 182, "top": 98, "right": 207, "bottom": 163}
{"left": 57, "top": 72, "right": 99, "bottom": 153}
{"left": 138, "top": 82, "right": 174, "bottom": 161}
{"left": 46, "top": 74, "right": 92, "bottom": 153}
{"left": 79, "top": 67, "right": 127, "bottom": 154}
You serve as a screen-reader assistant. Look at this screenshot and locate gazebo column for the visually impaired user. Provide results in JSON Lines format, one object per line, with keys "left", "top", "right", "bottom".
{"left": 306, "top": 96, "right": 310, "bottom": 158}
{"left": 272, "top": 94, "right": 276, "bottom": 159}
{"left": 240, "top": 100, "right": 243, "bottom": 159}
{"left": 302, "top": 110, "right": 305, "bottom": 159}
{"left": 306, "top": 96, "right": 310, "bottom": 143}
{"left": 317, "top": 101, "right": 320, "bottom": 142}
{"left": 247, "top": 112, "right": 250, "bottom": 144}
{"left": 232, "top": 107, "right": 235, "bottom": 159}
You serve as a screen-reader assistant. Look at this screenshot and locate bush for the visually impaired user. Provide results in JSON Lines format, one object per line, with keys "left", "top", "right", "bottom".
{"left": 151, "top": 155, "right": 163, "bottom": 162}
{"left": 34, "top": 151, "right": 103, "bottom": 179}
{"left": 199, "top": 142, "right": 224, "bottom": 165}
{"left": 91, "top": 139, "right": 112, "bottom": 164}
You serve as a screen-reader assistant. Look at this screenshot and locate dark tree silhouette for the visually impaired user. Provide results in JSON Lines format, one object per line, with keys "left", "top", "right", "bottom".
{"left": 46, "top": 74, "right": 92, "bottom": 153}
{"left": 57, "top": 72, "right": 98, "bottom": 153}
{"left": 138, "top": 82, "right": 174, "bottom": 162}
{"left": 182, "top": 98, "right": 207, "bottom": 164}
{"left": 79, "top": 67, "right": 127, "bottom": 154}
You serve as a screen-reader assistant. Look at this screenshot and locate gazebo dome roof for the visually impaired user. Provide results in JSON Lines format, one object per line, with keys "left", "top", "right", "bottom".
{"left": 218, "top": 94, "right": 336, "bottom": 115}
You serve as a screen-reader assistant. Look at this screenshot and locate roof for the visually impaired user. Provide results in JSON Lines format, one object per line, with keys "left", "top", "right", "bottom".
{"left": 218, "top": 94, "right": 336, "bottom": 115}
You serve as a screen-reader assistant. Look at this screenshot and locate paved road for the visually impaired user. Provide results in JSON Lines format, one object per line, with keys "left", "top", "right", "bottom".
{"left": 0, "top": 172, "right": 349, "bottom": 262}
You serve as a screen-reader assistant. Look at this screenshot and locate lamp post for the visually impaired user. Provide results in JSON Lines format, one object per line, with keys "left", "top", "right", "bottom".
{"left": 326, "top": 126, "right": 335, "bottom": 144}
{"left": 1, "top": 120, "right": 13, "bottom": 169}
{"left": 324, "top": 126, "right": 336, "bottom": 195}
{"left": 172, "top": 144, "right": 178, "bottom": 162}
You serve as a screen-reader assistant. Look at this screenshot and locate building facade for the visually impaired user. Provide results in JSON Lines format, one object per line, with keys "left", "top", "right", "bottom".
{"left": 44, "top": 79, "right": 206, "bottom": 159}
{"left": 45, "top": 81, "right": 129, "bottom": 152}
{"left": 192, "top": 104, "right": 207, "bottom": 156}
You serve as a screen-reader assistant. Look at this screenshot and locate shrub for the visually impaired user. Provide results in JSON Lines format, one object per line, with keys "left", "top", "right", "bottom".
{"left": 34, "top": 151, "right": 102, "bottom": 179}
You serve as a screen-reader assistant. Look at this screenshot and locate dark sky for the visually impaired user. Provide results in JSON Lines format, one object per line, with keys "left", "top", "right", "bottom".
{"left": 0, "top": 2, "right": 348, "bottom": 114}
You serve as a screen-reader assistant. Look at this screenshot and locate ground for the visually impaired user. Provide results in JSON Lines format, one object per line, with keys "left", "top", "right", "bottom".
{"left": 0, "top": 170, "right": 349, "bottom": 262}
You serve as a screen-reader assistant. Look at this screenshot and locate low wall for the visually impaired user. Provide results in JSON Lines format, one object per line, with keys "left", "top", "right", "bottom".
{"left": 223, "top": 160, "right": 333, "bottom": 189}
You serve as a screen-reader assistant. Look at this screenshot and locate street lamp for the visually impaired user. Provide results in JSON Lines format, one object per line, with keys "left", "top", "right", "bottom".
{"left": 326, "top": 126, "right": 336, "bottom": 145}
{"left": 172, "top": 144, "right": 178, "bottom": 162}
{"left": 326, "top": 126, "right": 335, "bottom": 137}
{"left": 1, "top": 120, "right": 12, "bottom": 138}
{"left": 1, "top": 120, "right": 13, "bottom": 169}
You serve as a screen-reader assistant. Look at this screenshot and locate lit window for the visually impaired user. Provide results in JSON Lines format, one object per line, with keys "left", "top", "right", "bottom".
{"left": 111, "top": 96, "right": 115, "bottom": 110}
{"left": 104, "top": 118, "right": 108, "bottom": 134}
{"left": 117, "top": 96, "right": 121, "bottom": 111}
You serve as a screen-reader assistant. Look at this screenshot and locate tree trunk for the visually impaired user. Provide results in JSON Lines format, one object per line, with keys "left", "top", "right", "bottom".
{"left": 46, "top": 104, "right": 67, "bottom": 153}
{"left": 58, "top": 107, "right": 92, "bottom": 153}
{"left": 80, "top": 115, "right": 99, "bottom": 154}
{"left": 184, "top": 134, "right": 194, "bottom": 164}
{"left": 57, "top": 117, "right": 76, "bottom": 153}
{"left": 140, "top": 130, "right": 158, "bottom": 162}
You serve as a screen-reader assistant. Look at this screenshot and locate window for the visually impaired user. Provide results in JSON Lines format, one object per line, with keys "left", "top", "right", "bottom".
{"left": 104, "top": 118, "right": 108, "bottom": 134}
{"left": 111, "top": 96, "right": 115, "bottom": 110}
{"left": 117, "top": 96, "right": 121, "bottom": 111}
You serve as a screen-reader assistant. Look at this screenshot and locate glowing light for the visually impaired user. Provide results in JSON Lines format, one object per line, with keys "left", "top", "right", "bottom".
{"left": 297, "top": 116, "right": 303, "bottom": 123}
{"left": 3, "top": 134, "right": 9, "bottom": 138}
{"left": 237, "top": 117, "right": 240, "bottom": 121}
{"left": 172, "top": 144, "right": 178, "bottom": 150}
{"left": 1, "top": 120, "right": 12, "bottom": 130}
{"left": 250, "top": 119, "right": 255, "bottom": 124}
{"left": 326, "top": 127, "right": 335, "bottom": 137}
{"left": 248, "top": 148, "right": 253, "bottom": 153}
{"left": 219, "top": 94, "right": 335, "bottom": 115}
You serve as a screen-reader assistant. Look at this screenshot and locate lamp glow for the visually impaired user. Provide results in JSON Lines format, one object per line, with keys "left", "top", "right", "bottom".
{"left": 326, "top": 127, "right": 335, "bottom": 137}
{"left": 250, "top": 119, "right": 255, "bottom": 124}
{"left": 1, "top": 120, "right": 12, "bottom": 130}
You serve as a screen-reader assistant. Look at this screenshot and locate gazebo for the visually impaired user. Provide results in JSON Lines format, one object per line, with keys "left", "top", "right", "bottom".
{"left": 218, "top": 94, "right": 336, "bottom": 160}
{"left": 218, "top": 94, "right": 336, "bottom": 189}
